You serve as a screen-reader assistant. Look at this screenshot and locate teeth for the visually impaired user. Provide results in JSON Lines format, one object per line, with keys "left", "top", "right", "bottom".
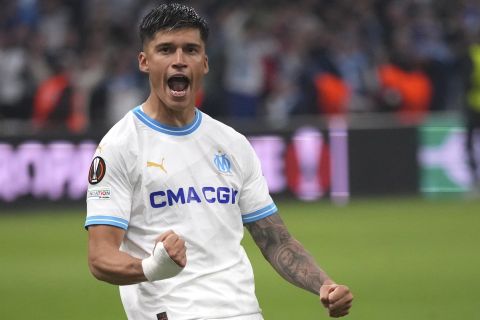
{"left": 170, "top": 89, "right": 187, "bottom": 97}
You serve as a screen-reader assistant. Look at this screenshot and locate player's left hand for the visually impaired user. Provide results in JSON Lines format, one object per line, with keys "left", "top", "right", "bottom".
{"left": 319, "top": 282, "right": 353, "bottom": 318}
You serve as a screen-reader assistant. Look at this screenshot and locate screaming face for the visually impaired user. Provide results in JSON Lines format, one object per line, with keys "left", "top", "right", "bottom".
{"left": 139, "top": 28, "right": 209, "bottom": 113}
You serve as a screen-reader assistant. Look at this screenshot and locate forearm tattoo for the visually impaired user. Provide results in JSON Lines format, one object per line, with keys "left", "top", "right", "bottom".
{"left": 246, "top": 214, "right": 330, "bottom": 295}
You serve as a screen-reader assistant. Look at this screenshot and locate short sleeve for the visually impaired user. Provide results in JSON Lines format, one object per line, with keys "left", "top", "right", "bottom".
{"left": 237, "top": 137, "right": 277, "bottom": 224}
{"left": 85, "top": 141, "right": 133, "bottom": 230}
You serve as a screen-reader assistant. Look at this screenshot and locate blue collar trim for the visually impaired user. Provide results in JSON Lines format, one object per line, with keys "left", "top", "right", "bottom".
{"left": 133, "top": 106, "right": 202, "bottom": 136}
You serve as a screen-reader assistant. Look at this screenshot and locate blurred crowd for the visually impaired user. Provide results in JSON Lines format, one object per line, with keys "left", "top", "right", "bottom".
{"left": 1, "top": 0, "right": 480, "bottom": 132}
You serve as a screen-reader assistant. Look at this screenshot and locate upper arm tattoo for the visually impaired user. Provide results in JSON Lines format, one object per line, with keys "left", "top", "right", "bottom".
{"left": 246, "top": 214, "right": 329, "bottom": 295}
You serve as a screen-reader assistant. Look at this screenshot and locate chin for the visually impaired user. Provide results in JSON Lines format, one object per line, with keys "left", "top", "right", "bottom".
{"left": 167, "top": 100, "right": 194, "bottom": 111}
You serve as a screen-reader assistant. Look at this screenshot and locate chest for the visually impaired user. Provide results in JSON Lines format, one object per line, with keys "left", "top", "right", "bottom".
{"left": 137, "top": 135, "right": 242, "bottom": 208}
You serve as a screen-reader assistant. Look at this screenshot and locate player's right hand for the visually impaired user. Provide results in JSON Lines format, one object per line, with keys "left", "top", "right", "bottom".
{"left": 156, "top": 230, "right": 187, "bottom": 268}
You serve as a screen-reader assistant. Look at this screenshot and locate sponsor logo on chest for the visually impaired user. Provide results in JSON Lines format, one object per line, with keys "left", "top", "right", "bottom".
{"left": 150, "top": 186, "right": 238, "bottom": 208}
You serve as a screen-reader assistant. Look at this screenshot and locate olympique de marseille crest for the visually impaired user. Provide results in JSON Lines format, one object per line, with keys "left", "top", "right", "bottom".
{"left": 214, "top": 152, "right": 231, "bottom": 174}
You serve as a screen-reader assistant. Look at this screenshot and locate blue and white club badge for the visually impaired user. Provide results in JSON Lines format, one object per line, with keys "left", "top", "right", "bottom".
{"left": 214, "top": 151, "right": 231, "bottom": 174}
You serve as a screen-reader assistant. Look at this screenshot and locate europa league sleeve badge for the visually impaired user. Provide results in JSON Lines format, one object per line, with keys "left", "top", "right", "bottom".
{"left": 88, "top": 156, "right": 106, "bottom": 185}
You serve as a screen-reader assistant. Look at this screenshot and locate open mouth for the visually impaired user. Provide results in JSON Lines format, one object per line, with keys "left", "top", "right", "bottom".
{"left": 167, "top": 75, "right": 190, "bottom": 97}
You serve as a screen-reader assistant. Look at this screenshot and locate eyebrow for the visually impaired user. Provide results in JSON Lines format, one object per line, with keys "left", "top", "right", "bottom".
{"left": 154, "top": 42, "right": 202, "bottom": 49}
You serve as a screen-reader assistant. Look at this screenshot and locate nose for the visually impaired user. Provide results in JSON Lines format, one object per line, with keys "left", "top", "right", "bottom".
{"left": 173, "top": 49, "right": 187, "bottom": 68}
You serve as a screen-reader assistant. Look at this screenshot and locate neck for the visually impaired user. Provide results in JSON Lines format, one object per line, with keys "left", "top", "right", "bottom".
{"left": 142, "top": 96, "right": 196, "bottom": 127}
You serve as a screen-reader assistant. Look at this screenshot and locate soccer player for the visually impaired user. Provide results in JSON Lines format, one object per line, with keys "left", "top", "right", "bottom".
{"left": 85, "top": 3, "right": 353, "bottom": 319}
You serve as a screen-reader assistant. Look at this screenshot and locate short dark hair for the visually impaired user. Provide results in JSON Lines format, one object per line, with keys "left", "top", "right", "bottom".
{"left": 139, "top": 3, "right": 209, "bottom": 45}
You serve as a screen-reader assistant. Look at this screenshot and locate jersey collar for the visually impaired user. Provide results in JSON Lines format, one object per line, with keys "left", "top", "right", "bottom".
{"left": 133, "top": 106, "right": 202, "bottom": 136}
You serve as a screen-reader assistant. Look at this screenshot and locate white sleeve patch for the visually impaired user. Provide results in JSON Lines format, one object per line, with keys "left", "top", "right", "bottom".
{"left": 87, "top": 187, "right": 112, "bottom": 200}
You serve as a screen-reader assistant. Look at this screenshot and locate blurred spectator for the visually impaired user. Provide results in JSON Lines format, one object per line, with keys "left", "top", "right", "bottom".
{"left": 222, "top": 7, "right": 277, "bottom": 118}
{"left": 464, "top": 33, "right": 480, "bottom": 189}
{"left": 0, "top": 2, "right": 35, "bottom": 120}
{"left": 32, "top": 52, "right": 85, "bottom": 132}
{"left": 377, "top": 63, "right": 432, "bottom": 122}
{"left": 0, "top": 29, "right": 32, "bottom": 119}
{"left": 72, "top": 49, "right": 106, "bottom": 126}
{"left": 38, "top": 0, "right": 73, "bottom": 54}
{"left": 89, "top": 48, "right": 145, "bottom": 126}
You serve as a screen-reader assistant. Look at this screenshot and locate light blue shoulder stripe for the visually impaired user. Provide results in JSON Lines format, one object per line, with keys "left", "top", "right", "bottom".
{"left": 242, "top": 203, "right": 278, "bottom": 224}
{"left": 84, "top": 215, "right": 129, "bottom": 230}
{"left": 132, "top": 106, "right": 202, "bottom": 136}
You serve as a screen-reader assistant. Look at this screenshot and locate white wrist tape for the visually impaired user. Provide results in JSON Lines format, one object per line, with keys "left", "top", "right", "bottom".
{"left": 142, "top": 242, "right": 184, "bottom": 282}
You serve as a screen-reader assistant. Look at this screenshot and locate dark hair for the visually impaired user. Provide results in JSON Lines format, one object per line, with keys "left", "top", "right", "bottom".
{"left": 139, "top": 3, "right": 209, "bottom": 45}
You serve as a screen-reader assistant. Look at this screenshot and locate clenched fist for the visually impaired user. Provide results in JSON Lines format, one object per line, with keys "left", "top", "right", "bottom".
{"left": 320, "top": 281, "right": 353, "bottom": 318}
{"left": 142, "top": 230, "right": 187, "bottom": 282}
{"left": 156, "top": 230, "right": 187, "bottom": 268}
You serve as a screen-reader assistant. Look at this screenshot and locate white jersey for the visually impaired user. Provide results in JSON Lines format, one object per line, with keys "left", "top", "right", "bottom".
{"left": 85, "top": 106, "right": 277, "bottom": 320}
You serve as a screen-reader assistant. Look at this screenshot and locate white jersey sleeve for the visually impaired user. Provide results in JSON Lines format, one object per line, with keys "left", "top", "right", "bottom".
{"left": 236, "top": 136, "right": 277, "bottom": 224}
{"left": 85, "top": 126, "right": 135, "bottom": 230}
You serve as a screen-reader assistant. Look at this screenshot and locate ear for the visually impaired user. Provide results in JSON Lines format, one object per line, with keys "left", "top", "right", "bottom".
{"left": 138, "top": 52, "right": 149, "bottom": 73}
{"left": 203, "top": 55, "right": 209, "bottom": 75}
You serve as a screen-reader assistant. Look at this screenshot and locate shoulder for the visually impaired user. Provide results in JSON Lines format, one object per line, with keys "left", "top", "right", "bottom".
{"left": 200, "top": 111, "right": 249, "bottom": 145}
{"left": 97, "top": 111, "right": 139, "bottom": 163}
{"left": 102, "top": 111, "right": 138, "bottom": 146}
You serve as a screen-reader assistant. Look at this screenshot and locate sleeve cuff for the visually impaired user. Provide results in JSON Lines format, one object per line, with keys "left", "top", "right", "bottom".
{"left": 242, "top": 203, "right": 278, "bottom": 224}
{"left": 84, "top": 215, "right": 129, "bottom": 230}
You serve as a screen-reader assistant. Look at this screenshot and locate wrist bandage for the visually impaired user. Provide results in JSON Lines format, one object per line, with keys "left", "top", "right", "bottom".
{"left": 142, "top": 242, "right": 184, "bottom": 282}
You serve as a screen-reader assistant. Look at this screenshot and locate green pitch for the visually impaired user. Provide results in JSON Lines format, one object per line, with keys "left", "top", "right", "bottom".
{"left": 0, "top": 197, "right": 479, "bottom": 319}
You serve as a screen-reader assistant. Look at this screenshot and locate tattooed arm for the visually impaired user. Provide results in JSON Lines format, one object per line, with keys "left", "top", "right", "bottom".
{"left": 245, "top": 213, "right": 330, "bottom": 293}
{"left": 246, "top": 213, "right": 353, "bottom": 317}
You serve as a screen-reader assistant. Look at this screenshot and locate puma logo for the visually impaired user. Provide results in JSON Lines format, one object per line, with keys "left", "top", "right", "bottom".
{"left": 147, "top": 159, "right": 167, "bottom": 173}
